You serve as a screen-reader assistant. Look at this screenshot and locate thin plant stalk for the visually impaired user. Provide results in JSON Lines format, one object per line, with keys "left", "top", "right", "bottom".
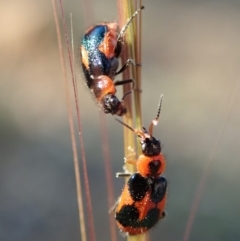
{"left": 128, "top": 0, "right": 143, "bottom": 154}
{"left": 118, "top": 0, "right": 135, "bottom": 173}
{"left": 133, "top": 0, "right": 143, "bottom": 134}
{"left": 51, "top": 1, "right": 86, "bottom": 241}
{"left": 57, "top": 0, "right": 96, "bottom": 240}
{"left": 117, "top": 0, "right": 146, "bottom": 241}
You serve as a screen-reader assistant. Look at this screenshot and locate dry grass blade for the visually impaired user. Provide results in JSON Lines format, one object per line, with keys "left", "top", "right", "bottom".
{"left": 57, "top": 0, "right": 96, "bottom": 240}
{"left": 51, "top": 0, "right": 86, "bottom": 241}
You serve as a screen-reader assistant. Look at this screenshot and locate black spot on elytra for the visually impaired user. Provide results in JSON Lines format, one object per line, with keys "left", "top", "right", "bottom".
{"left": 128, "top": 173, "right": 149, "bottom": 201}
{"left": 150, "top": 176, "right": 167, "bottom": 203}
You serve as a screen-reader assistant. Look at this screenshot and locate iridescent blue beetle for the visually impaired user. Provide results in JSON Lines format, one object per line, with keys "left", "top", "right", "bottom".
{"left": 80, "top": 6, "right": 144, "bottom": 116}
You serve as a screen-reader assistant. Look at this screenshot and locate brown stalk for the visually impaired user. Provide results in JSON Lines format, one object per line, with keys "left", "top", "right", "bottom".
{"left": 57, "top": 0, "right": 96, "bottom": 240}
{"left": 51, "top": 0, "right": 87, "bottom": 241}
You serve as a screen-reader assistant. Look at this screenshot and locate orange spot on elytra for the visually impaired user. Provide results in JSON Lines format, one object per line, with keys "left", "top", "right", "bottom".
{"left": 81, "top": 45, "right": 89, "bottom": 69}
{"left": 98, "top": 30, "right": 117, "bottom": 59}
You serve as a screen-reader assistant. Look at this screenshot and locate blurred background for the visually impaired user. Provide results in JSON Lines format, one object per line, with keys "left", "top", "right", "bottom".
{"left": 1, "top": 0, "right": 240, "bottom": 240}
